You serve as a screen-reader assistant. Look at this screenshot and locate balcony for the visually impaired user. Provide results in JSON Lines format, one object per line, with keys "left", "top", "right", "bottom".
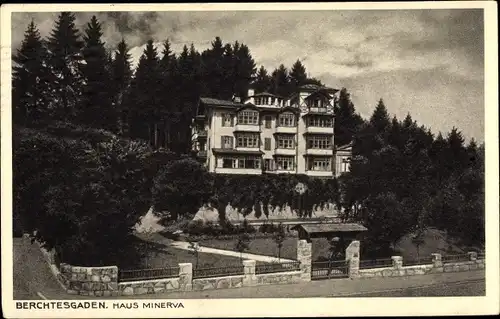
{"left": 274, "top": 148, "right": 296, "bottom": 156}
{"left": 304, "top": 126, "right": 334, "bottom": 135}
{"left": 305, "top": 148, "right": 334, "bottom": 156}
{"left": 305, "top": 170, "right": 334, "bottom": 178}
{"left": 275, "top": 126, "right": 297, "bottom": 134}
{"left": 197, "top": 150, "right": 207, "bottom": 158}
{"left": 234, "top": 123, "right": 261, "bottom": 133}
{"left": 197, "top": 130, "right": 208, "bottom": 138}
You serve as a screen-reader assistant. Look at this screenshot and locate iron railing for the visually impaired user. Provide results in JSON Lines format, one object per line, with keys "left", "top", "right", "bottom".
{"left": 193, "top": 265, "right": 244, "bottom": 279}
{"left": 311, "top": 260, "right": 349, "bottom": 280}
{"left": 119, "top": 266, "right": 179, "bottom": 282}
{"left": 403, "top": 256, "right": 434, "bottom": 267}
{"left": 442, "top": 253, "right": 470, "bottom": 264}
{"left": 255, "top": 261, "right": 301, "bottom": 274}
{"left": 359, "top": 258, "right": 393, "bottom": 269}
{"left": 477, "top": 251, "right": 485, "bottom": 260}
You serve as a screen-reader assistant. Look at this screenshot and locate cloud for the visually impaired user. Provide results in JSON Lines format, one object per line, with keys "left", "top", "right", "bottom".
{"left": 10, "top": 9, "right": 484, "bottom": 141}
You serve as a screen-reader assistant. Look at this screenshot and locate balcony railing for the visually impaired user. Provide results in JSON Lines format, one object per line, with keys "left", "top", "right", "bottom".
{"left": 197, "top": 130, "right": 207, "bottom": 138}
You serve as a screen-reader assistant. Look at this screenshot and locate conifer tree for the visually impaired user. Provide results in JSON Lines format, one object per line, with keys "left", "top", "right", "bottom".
{"left": 127, "top": 40, "right": 162, "bottom": 143}
{"left": 289, "top": 59, "right": 308, "bottom": 92}
{"left": 253, "top": 66, "right": 272, "bottom": 94}
{"left": 369, "top": 98, "right": 391, "bottom": 134}
{"left": 334, "top": 88, "right": 363, "bottom": 146}
{"left": 81, "top": 15, "right": 115, "bottom": 130}
{"left": 232, "top": 43, "right": 256, "bottom": 100}
{"left": 271, "top": 64, "right": 289, "bottom": 97}
{"left": 111, "top": 39, "right": 133, "bottom": 135}
{"left": 12, "top": 20, "right": 51, "bottom": 125}
{"left": 46, "top": 12, "right": 85, "bottom": 120}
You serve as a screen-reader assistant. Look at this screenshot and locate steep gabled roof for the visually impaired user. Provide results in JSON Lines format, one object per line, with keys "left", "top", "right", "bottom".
{"left": 200, "top": 97, "right": 243, "bottom": 108}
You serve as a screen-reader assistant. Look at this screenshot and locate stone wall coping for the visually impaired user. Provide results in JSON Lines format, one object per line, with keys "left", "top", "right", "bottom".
{"left": 401, "top": 264, "right": 433, "bottom": 269}
{"left": 117, "top": 277, "right": 180, "bottom": 286}
{"left": 62, "top": 264, "right": 118, "bottom": 270}
{"left": 255, "top": 270, "right": 302, "bottom": 277}
{"left": 192, "top": 274, "right": 245, "bottom": 281}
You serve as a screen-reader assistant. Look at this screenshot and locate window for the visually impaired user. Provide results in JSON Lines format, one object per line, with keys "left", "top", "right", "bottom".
{"left": 236, "top": 133, "right": 259, "bottom": 148}
{"left": 264, "top": 138, "right": 271, "bottom": 150}
{"left": 276, "top": 156, "right": 295, "bottom": 171}
{"left": 278, "top": 112, "right": 296, "bottom": 127}
{"left": 254, "top": 97, "right": 262, "bottom": 105}
{"left": 264, "top": 159, "right": 274, "bottom": 171}
{"left": 264, "top": 115, "right": 272, "bottom": 128}
{"left": 307, "top": 135, "right": 331, "bottom": 149}
{"left": 222, "top": 157, "right": 237, "bottom": 168}
{"left": 222, "top": 113, "right": 234, "bottom": 127}
{"left": 307, "top": 116, "right": 333, "bottom": 127}
{"left": 219, "top": 156, "right": 260, "bottom": 169}
{"left": 221, "top": 136, "right": 234, "bottom": 149}
{"left": 277, "top": 135, "right": 295, "bottom": 149}
{"left": 237, "top": 110, "right": 259, "bottom": 125}
{"left": 308, "top": 157, "right": 331, "bottom": 171}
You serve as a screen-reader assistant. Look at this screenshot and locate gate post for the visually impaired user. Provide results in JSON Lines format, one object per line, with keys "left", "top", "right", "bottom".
{"left": 345, "top": 240, "right": 360, "bottom": 279}
{"left": 297, "top": 239, "right": 312, "bottom": 282}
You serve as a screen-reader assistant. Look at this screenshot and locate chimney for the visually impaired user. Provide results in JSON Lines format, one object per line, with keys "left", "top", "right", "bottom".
{"left": 233, "top": 96, "right": 241, "bottom": 103}
{"left": 248, "top": 88, "right": 255, "bottom": 97}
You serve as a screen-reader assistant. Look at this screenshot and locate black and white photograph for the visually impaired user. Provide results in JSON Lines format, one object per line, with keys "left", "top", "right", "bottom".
{"left": 1, "top": 2, "right": 498, "bottom": 318}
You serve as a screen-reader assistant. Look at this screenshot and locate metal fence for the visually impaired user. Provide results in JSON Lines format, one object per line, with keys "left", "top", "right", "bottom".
{"left": 442, "top": 253, "right": 470, "bottom": 264}
{"left": 119, "top": 266, "right": 179, "bottom": 282}
{"left": 311, "top": 260, "right": 349, "bottom": 280}
{"left": 255, "top": 261, "right": 301, "bottom": 274}
{"left": 193, "top": 265, "right": 245, "bottom": 279}
{"left": 403, "top": 256, "right": 434, "bottom": 267}
{"left": 359, "top": 258, "right": 393, "bottom": 269}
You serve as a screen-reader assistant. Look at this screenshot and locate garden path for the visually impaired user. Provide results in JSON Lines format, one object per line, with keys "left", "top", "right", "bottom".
{"left": 169, "top": 241, "right": 296, "bottom": 263}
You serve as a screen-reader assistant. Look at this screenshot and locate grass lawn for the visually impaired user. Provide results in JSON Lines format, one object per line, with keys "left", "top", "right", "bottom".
{"left": 198, "top": 236, "right": 336, "bottom": 261}
{"left": 140, "top": 245, "right": 246, "bottom": 269}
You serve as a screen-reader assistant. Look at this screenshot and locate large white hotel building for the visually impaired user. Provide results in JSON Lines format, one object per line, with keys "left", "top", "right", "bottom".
{"left": 192, "top": 84, "right": 352, "bottom": 178}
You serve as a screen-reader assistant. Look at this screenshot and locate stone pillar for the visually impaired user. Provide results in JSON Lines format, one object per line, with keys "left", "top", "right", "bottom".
{"left": 467, "top": 252, "right": 477, "bottom": 261}
{"left": 297, "top": 239, "right": 312, "bottom": 282}
{"left": 345, "top": 240, "right": 360, "bottom": 279}
{"left": 243, "top": 260, "right": 257, "bottom": 287}
{"left": 391, "top": 256, "right": 403, "bottom": 269}
{"left": 178, "top": 263, "right": 193, "bottom": 291}
{"left": 431, "top": 253, "right": 443, "bottom": 268}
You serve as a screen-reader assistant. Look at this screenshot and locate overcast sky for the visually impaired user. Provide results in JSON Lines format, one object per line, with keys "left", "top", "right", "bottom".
{"left": 11, "top": 9, "right": 484, "bottom": 141}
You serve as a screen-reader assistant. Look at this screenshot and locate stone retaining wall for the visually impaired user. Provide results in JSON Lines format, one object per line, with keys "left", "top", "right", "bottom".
{"left": 119, "top": 277, "right": 181, "bottom": 296}
{"left": 356, "top": 252, "right": 485, "bottom": 279}
{"left": 59, "top": 264, "right": 120, "bottom": 296}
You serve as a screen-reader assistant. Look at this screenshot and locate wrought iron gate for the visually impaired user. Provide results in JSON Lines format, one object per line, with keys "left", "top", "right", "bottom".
{"left": 311, "top": 260, "right": 349, "bottom": 280}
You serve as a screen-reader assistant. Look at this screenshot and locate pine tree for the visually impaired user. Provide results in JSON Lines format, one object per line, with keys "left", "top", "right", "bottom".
{"left": 81, "top": 15, "right": 115, "bottom": 130}
{"left": 12, "top": 20, "right": 51, "bottom": 125}
{"left": 111, "top": 39, "right": 133, "bottom": 135}
{"left": 289, "top": 59, "right": 308, "bottom": 92}
{"left": 334, "top": 88, "right": 363, "bottom": 146}
{"left": 253, "top": 66, "right": 272, "bottom": 94}
{"left": 271, "top": 64, "right": 289, "bottom": 96}
{"left": 128, "top": 40, "right": 162, "bottom": 143}
{"left": 369, "top": 98, "right": 391, "bottom": 134}
{"left": 232, "top": 43, "right": 256, "bottom": 100}
{"left": 201, "top": 37, "right": 226, "bottom": 98}
{"left": 46, "top": 12, "right": 85, "bottom": 121}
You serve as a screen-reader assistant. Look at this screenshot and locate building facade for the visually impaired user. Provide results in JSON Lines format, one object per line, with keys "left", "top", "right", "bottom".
{"left": 192, "top": 84, "right": 352, "bottom": 178}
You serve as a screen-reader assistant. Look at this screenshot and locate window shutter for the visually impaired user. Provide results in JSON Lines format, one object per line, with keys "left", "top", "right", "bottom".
{"left": 264, "top": 138, "right": 271, "bottom": 150}
{"left": 221, "top": 136, "right": 224, "bottom": 148}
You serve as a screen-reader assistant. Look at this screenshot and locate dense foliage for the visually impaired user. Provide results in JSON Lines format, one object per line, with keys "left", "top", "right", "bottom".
{"left": 13, "top": 123, "right": 155, "bottom": 267}
{"left": 339, "top": 101, "right": 485, "bottom": 257}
